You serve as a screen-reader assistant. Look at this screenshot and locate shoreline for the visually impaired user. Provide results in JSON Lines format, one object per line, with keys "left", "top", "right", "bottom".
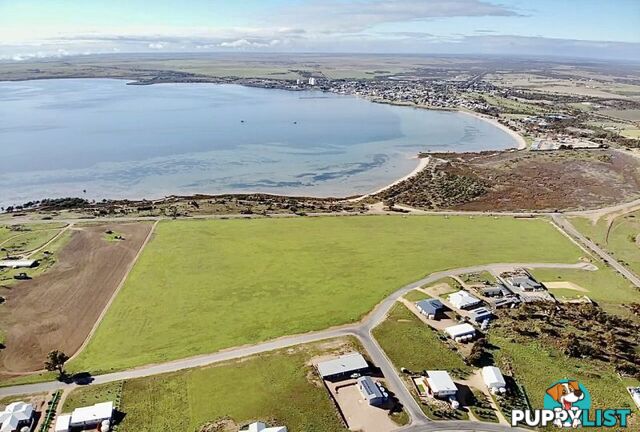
{"left": 350, "top": 156, "right": 430, "bottom": 202}
{"left": 457, "top": 109, "right": 528, "bottom": 150}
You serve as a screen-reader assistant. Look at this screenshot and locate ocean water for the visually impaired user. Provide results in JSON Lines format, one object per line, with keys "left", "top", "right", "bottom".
{"left": 0, "top": 79, "right": 518, "bottom": 208}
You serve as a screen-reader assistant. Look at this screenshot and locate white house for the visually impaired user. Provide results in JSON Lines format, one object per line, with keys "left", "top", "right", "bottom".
{"left": 308, "top": 77, "right": 317, "bottom": 86}
{"left": 448, "top": 290, "right": 481, "bottom": 310}
{"left": 482, "top": 366, "right": 507, "bottom": 394}
{"left": 247, "top": 421, "right": 287, "bottom": 432}
{"left": 0, "top": 402, "right": 34, "bottom": 432}
{"left": 426, "top": 371, "right": 458, "bottom": 398}
{"left": 444, "top": 323, "right": 476, "bottom": 342}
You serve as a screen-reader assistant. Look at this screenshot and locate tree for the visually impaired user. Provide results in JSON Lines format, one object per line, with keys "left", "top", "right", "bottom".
{"left": 44, "top": 350, "right": 69, "bottom": 379}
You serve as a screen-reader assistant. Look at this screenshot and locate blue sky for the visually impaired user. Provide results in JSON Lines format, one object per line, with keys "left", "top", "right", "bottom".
{"left": 1, "top": 0, "right": 638, "bottom": 60}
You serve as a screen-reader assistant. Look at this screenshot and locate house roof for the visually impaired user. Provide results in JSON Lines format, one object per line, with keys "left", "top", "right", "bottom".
{"left": 70, "top": 401, "right": 113, "bottom": 426}
{"left": 0, "top": 402, "right": 33, "bottom": 432}
{"left": 482, "top": 366, "right": 506, "bottom": 388}
{"left": 444, "top": 323, "right": 476, "bottom": 338}
{"left": 448, "top": 290, "right": 481, "bottom": 308}
{"left": 54, "top": 414, "right": 71, "bottom": 432}
{"left": 416, "top": 299, "right": 443, "bottom": 313}
{"left": 316, "top": 353, "right": 368, "bottom": 378}
{"left": 426, "top": 371, "right": 457, "bottom": 393}
{"left": 357, "top": 376, "right": 384, "bottom": 401}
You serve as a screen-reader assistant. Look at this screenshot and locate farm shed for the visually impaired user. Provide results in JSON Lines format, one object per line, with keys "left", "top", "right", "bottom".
{"left": 0, "top": 260, "right": 36, "bottom": 269}
{"left": 448, "top": 290, "right": 481, "bottom": 310}
{"left": 316, "top": 353, "right": 368, "bottom": 381}
{"left": 54, "top": 414, "right": 71, "bottom": 432}
{"left": 482, "top": 366, "right": 507, "bottom": 394}
{"left": 444, "top": 323, "right": 476, "bottom": 342}
{"left": 357, "top": 376, "right": 386, "bottom": 406}
{"left": 69, "top": 401, "right": 113, "bottom": 428}
{"left": 415, "top": 299, "right": 444, "bottom": 318}
{"left": 469, "top": 307, "right": 492, "bottom": 323}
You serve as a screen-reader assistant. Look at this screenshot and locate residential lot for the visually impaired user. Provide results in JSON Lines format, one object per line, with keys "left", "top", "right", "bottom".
{"left": 0, "top": 222, "right": 152, "bottom": 373}
{"left": 68, "top": 215, "right": 583, "bottom": 374}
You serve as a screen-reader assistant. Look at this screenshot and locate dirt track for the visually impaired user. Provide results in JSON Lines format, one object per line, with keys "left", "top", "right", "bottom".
{"left": 0, "top": 222, "right": 152, "bottom": 373}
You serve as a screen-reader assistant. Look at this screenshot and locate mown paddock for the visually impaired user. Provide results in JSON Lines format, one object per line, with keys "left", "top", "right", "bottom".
{"left": 69, "top": 215, "right": 584, "bottom": 373}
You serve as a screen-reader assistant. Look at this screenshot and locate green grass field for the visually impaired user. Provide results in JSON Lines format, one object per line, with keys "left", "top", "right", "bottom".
{"left": 372, "top": 303, "right": 469, "bottom": 375}
{"left": 66, "top": 341, "right": 354, "bottom": 432}
{"left": 69, "top": 215, "right": 583, "bottom": 373}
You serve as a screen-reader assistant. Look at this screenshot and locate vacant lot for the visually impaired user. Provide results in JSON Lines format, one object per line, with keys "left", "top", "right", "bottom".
{"left": 571, "top": 212, "right": 640, "bottom": 277}
{"left": 66, "top": 340, "right": 353, "bottom": 432}
{"left": 380, "top": 150, "right": 640, "bottom": 211}
{"left": 491, "top": 335, "right": 638, "bottom": 424}
{"left": 69, "top": 215, "right": 583, "bottom": 373}
{"left": 372, "top": 303, "right": 469, "bottom": 374}
{"left": 531, "top": 262, "right": 640, "bottom": 318}
{"left": 0, "top": 222, "right": 151, "bottom": 372}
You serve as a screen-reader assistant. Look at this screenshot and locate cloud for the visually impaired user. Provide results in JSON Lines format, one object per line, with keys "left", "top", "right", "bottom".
{"left": 148, "top": 42, "right": 165, "bottom": 49}
{"left": 275, "top": 0, "right": 521, "bottom": 32}
{"left": 218, "top": 39, "right": 279, "bottom": 49}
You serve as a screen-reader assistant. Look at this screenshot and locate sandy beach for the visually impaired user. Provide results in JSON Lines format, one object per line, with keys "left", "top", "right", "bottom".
{"left": 351, "top": 156, "right": 430, "bottom": 201}
{"left": 458, "top": 109, "right": 528, "bottom": 150}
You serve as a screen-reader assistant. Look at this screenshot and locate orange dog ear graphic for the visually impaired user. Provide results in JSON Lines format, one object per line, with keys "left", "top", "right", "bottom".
{"left": 546, "top": 383, "right": 564, "bottom": 402}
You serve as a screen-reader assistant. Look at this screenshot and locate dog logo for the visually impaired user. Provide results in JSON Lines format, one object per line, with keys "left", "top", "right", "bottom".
{"left": 544, "top": 380, "right": 591, "bottom": 428}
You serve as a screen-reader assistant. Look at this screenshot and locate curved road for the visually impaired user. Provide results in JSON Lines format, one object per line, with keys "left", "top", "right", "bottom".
{"left": 0, "top": 262, "right": 591, "bottom": 432}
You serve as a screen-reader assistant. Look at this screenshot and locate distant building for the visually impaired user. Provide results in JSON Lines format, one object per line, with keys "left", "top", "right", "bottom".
{"left": 415, "top": 299, "right": 444, "bottom": 319}
{"left": 357, "top": 376, "right": 386, "bottom": 406}
{"left": 448, "top": 290, "right": 482, "bottom": 309}
{"left": 308, "top": 77, "right": 317, "bottom": 86}
{"left": 296, "top": 79, "right": 303, "bottom": 85}
{"left": 469, "top": 307, "right": 492, "bottom": 323}
{"left": 426, "top": 371, "right": 458, "bottom": 398}
{"left": 444, "top": 323, "right": 476, "bottom": 342}
{"left": 0, "top": 402, "right": 34, "bottom": 432}
{"left": 316, "top": 353, "right": 368, "bottom": 381}
{"left": 481, "top": 285, "right": 511, "bottom": 297}
{"left": 502, "top": 274, "right": 543, "bottom": 292}
{"left": 482, "top": 366, "right": 507, "bottom": 394}
{"left": 0, "top": 259, "right": 36, "bottom": 269}
{"left": 247, "top": 421, "right": 287, "bottom": 432}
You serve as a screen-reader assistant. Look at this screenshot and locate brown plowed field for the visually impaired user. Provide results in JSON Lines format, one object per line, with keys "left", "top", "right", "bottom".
{"left": 0, "top": 222, "right": 152, "bottom": 373}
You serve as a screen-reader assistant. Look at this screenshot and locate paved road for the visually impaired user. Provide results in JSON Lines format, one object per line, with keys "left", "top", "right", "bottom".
{"left": 552, "top": 214, "right": 640, "bottom": 288}
{"left": 0, "top": 261, "right": 594, "bottom": 432}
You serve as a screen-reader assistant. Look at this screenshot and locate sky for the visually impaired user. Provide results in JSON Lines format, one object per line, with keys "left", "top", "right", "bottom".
{"left": 0, "top": 0, "right": 639, "bottom": 61}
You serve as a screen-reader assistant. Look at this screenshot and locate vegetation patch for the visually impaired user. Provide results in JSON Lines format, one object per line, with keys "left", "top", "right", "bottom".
{"left": 489, "top": 304, "right": 640, "bottom": 417}
{"left": 70, "top": 215, "right": 582, "bottom": 373}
